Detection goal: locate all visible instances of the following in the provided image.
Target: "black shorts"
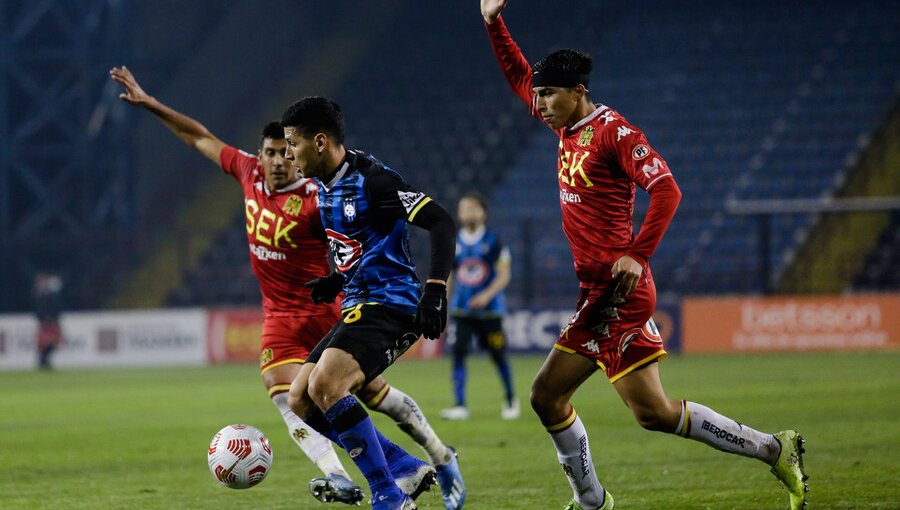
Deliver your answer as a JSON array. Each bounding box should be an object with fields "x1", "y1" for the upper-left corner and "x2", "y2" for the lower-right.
[
  {"x1": 307, "y1": 303, "x2": 421, "y2": 384},
  {"x1": 452, "y1": 315, "x2": 506, "y2": 357}
]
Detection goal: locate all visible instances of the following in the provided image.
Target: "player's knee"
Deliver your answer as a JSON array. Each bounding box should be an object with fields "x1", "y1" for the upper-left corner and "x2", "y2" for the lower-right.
[
  {"x1": 631, "y1": 405, "x2": 677, "y2": 432},
  {"x1": 287, "y1": 389, "x2": 312, "y2": 418},
  {"x1": 529, "y1": 381, "x2": 561, "y2": 420}
]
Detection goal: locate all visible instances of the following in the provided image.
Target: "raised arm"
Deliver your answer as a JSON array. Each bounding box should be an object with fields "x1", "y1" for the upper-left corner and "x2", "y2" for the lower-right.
[
  {"x1": 109, "y1": 66, "x2": 226, "y2": 165},
  {"x1": 481, "y1": 1, "x2": 540, "y2": 115}
]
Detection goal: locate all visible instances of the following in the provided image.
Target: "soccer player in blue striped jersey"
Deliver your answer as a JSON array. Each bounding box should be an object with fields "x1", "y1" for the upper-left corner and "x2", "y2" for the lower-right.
[
  {"x1": 281, "y1": 97, "x2": 466, "y2": 510},
  {"x1": 441, "y1": 192, "x2": 518, "y2": 421}
]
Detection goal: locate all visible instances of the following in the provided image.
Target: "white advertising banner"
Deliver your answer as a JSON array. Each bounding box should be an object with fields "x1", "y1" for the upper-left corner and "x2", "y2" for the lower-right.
[
  {"x1": 0, "y1": 309, "x2": 208, "y2": 370},
  {"x1": 0, "y1": 314, "x2": 40, "y2": 370}
]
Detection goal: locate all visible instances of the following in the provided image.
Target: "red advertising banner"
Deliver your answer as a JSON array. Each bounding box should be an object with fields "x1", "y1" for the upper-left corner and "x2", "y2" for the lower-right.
[
  {"x1": 682, "y1": 294, "x2": 900, "y2": 353},
  {"x1": 207, "y1": 308, "x2": 264, "y2": 363}
]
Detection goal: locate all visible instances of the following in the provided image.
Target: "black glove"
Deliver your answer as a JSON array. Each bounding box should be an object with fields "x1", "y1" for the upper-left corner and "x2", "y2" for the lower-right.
[
  {"x1": 304, "y1": 272, "x2": 344, "y2": 304},
  {"x1": 416, "y1": 282, "x2": 447, "y2": 340}
]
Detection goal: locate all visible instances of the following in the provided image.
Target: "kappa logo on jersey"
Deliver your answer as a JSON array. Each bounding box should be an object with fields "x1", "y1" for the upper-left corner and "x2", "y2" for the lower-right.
[
  {"x1": 600, "y1": 110, "x2": 617, "y2": 125},
  {"x1": 577, "y1": 126, "x2": 594, "y2": 147},
  {"x1": 641, "y1": 157, "x2": 666, "y2": 179},
  {"x1": 582, "y1": 339, "x2": 601, "y2": 353},
  {"x1": 282, "y1": 195, "x2": 303, "y2": 216},
  {"x1": 398, "y1": 190, "x2": 426, "y2": 214},
  {"x1": 325, "y1": 228, "x2": 362, "y2": 272},
  {"x1": 616, "y1": 126, "x2": 635, "y2": 141},
  {"x1": 632, "y1": 144, "x2": 650, "y2": 160},
  {"x1": 343, "y1": 199, "x2": 357, "y2": 222},
  {"x1": 305, "y1": 182, "x2": 318, "y2": 194}
]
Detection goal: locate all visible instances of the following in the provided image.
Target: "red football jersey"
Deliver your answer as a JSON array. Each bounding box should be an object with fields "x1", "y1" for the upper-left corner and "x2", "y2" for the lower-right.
[
  {"x1": 220, "y1": 146, "x2": 338, "y2": 317},
  {"x1": 487, "y1": 17, "x2": 680, "y2": 287}
]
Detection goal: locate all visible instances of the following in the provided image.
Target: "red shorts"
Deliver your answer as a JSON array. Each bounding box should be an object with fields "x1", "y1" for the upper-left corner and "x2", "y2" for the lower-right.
[
  {"x1": 554, "y1": 276, "x2": 666, "y2": 382},
  {"x1": 259, "y1": 312, "x2": 337, "y2": 375}
]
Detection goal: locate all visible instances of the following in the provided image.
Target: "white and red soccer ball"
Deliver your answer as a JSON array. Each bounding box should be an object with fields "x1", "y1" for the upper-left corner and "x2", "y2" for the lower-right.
[{"x1": 207, "y1": 424, "x2": 273, "y2": 489}]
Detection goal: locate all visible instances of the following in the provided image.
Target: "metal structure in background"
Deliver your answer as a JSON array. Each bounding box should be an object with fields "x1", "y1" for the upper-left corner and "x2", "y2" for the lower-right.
[
  {"x1": 0, "y1": 0, "x2": 132, "y2": 311},
  {"x1": 727, "y1": 197, "x2": 900, "y2": 293}
]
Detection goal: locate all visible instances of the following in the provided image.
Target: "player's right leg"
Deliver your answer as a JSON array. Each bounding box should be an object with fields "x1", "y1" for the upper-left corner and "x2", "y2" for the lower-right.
[
  {"x1": 264, "y1": 362, "x2": 363, "y2": 505},
  {"x1": 531, "y1": 348, "x2": 611, "y2": 510},
  {"x1": 263, "y1": 316, "x2": 364, "y2": 505}
]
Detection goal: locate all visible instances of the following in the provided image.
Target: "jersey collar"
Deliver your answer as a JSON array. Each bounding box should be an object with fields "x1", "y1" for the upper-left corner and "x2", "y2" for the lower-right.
[
  {"x1": 459, "y1": 225, "x2": 486, "y2": 245},
  {"x1": 567, "y1": 104, "x2": 608, "y2": 133},
  {"x1": 265, "y1": 175, "x2": 306, "y2": 196},
  {"x1": 321, "y1": 160, "x2": 350, "y2": 192}
]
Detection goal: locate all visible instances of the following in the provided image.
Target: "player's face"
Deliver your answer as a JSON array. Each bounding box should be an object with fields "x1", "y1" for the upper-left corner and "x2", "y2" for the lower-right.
[
  {"x1": 283, "y1": 126, "x2": 323, "y2": 179},
  {"x1": 457, "y1": 197, "x2": 486, "y2": 230},
  {"x1": 258, "y1": 138, "x2": 297, "y2": 190},
  {"x1": 534, "y1": 86, "x2": 581, "y2": 130}
]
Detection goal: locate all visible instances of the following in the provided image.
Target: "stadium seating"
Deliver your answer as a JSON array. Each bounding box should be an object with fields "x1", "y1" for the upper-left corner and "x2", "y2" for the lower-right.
[{"x1": 167, "y1": 0, "x2": 900, "y2": 308}]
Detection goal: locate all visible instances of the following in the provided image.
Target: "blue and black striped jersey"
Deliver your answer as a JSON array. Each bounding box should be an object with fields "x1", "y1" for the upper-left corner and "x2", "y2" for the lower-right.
[
  {"x1": 318, "y1": 151, "x2": 433, "y2": 315},
  {"x1": 450, "y1": 227, "x2": 509, "y2": 317}
]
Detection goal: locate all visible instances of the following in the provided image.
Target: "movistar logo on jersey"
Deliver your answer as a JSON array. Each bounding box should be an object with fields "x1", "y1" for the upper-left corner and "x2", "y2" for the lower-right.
[{"x1": 398, "y1": 190, "x2": 426, "y2": 214}]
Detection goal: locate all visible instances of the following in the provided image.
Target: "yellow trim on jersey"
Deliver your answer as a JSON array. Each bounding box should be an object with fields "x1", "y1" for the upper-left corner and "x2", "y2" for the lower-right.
[
  {"x1": 341, "y1": 302, "x2": 380, "y2": 313},
  {"x1": 407, "y1": 196, "x2": 433, "y2": 222},
  {"x1": 267, "y1": 384, "x2": 292, "y2": 397},
  {"x1": 364, "y1": 384, "x2": 392, "y2": 409},
  {"x1": 553, "y1": 343, "x2": 607, "y2": 371},
  {"x1": 608, "y1": 350, "x2": 668, "y2": 383},
  {"x1": 260, "y1": 358, "x2": 305, "y2": 375},
  {"x1": 546, "y1": 409, "x2": 578, "y2": 433}
]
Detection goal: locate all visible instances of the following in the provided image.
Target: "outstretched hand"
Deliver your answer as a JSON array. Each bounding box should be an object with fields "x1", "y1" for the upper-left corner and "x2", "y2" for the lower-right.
[
  {"x1": 109, "y1": 66, "x2": 151, "y2": 106},
  {"x1": 480, "y1": 0, "x2": 509, "y2": 23}
]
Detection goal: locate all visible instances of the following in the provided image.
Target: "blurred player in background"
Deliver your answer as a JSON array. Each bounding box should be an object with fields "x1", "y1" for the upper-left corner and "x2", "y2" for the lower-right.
[
  {"x1": 479, "y1": 1, "x2": 808, "y2": 509},
  {"x1": 281, "y1": 96, "x2": 465, "y2": 510},
  {"x1": 33, "y1": 271, "x2": 64, "y2": 370},
  {"x1": 441, "y1": 192, "x2": 518, "y2": 421},
  {"x1": 110, "y1": 67, "x2": 461, "y2": 507}
]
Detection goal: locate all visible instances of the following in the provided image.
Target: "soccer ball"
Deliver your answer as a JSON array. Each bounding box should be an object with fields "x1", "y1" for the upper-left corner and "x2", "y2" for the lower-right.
[{"x1": 207, "y1": 424, "x2": 273, "y2": 489}]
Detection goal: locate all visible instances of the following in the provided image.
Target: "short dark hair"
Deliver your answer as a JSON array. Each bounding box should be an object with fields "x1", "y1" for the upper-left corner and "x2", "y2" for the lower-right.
[
  {"x1": 259, "y1": 120, "x2": 284, "y2": 147},
  {"x1": 460, "y1": 191, "x2": 488, "y2": 214},
  {"x1": 280, "y1": 96, "x2": 345, "y2": 144},
  {"x1": 533, "y1": 49, "x2": 593, "y2": 88}
]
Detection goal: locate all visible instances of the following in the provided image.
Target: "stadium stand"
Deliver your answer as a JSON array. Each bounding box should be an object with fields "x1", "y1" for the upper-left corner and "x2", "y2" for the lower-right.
[{"x1": 143, "y1": 1, "x2": 900, "y2": 308}]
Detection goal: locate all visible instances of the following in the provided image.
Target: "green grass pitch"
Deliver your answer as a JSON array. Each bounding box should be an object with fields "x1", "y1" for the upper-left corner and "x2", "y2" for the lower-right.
[{"x1": 1, "y1": 351, "x2": 898, "y2": 509}]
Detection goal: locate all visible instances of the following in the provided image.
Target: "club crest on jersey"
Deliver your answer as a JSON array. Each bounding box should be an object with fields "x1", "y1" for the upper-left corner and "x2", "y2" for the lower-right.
[
  {"x1": 342, "y1": 199, "x2": 357, "y2": 222},
  {"x1": 282, "y1": 195, "x2": 303, "y2": 216},
  {"x1": 577, "y1": 126, "x2": 594, "y2": 147},
  {"x1": 632, "y1": 144, "x2": 650, "y2": 160}
]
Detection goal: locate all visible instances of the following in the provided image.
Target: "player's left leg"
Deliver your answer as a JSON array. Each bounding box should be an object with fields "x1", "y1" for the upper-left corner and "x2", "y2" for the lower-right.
[
  {"x1": 361, "y1": 377, "x2": 453, "y2": 465},
  {"x1": 477, "y1": 318, "x2": 518, "y2": 419},
  {"x1": 361, "y1": 377, "x2": 465, "y2": 509},
  {"x1": 613, "y1": 362, "x2": 807, "y2": 508}
]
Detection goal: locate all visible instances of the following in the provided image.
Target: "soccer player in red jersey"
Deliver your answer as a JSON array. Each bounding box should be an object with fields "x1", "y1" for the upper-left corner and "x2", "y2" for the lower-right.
[
  {"x1": 111, "y1": 66, "x2": 457, "y2": 506},
  {"x1": 480, "y1": 2, "x2": 808, "y2": 509}
]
